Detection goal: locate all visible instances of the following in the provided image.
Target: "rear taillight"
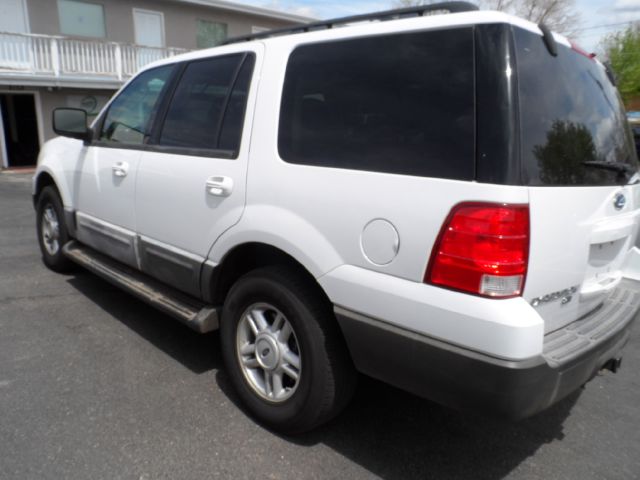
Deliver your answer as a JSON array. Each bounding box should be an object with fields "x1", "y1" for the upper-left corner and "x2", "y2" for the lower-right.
[{"x1": 425, "y1": 203, "x2": 529, "y2": 298}]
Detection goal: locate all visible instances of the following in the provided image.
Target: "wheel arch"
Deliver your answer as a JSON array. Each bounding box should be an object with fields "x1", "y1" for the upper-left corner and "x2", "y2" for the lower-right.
[
  {"x1": 204, "y1": 205, "x2": 344, "y2": 305},
  {"x1": 33, "y1": 166, "x2": 72, "y2": 207},
  {"x1": 33, "y1": 167, "x2": 76, "y2": 237},
  {"x1": 205, "y1": 241, "x2": 335, "y2": 307},
  {"x1": 32, "y1": 136, "x2": 84, "y2": 210},
  {"x1": 33, "y1": 170, "x2": 57, "y2": 204}
]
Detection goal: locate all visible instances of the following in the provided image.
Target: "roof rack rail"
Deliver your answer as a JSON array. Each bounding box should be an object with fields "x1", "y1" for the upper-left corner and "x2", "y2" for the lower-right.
[{"x1": 222, "y1": 1, "x2": 479, "y2": 45}]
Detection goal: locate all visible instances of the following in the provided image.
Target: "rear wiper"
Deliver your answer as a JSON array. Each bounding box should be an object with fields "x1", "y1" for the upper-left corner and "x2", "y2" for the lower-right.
[{"x1": 582, "y1": 161, "x2": 637, "y2": 176}]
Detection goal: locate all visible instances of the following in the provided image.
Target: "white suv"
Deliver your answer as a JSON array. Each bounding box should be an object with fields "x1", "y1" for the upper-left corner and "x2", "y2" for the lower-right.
[{"x1": 33, "y1": 2, "x2": 640, "y2": 433}]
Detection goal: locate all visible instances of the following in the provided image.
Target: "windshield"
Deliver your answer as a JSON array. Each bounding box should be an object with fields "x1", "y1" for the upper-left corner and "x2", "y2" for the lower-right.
[{"x1": 515, "y1": 27, "x2": 639, "y2": 186}]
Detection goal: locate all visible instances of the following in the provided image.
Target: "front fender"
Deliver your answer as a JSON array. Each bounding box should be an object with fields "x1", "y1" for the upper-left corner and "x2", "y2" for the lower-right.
[{"x1": 33, "y1": 136, "x2": 85, "y2": 208}]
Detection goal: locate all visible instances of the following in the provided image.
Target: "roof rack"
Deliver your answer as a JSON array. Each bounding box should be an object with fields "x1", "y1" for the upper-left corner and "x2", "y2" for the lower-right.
[{"x1": 222, "y1": 1, "x2": 479, "y2": 45}]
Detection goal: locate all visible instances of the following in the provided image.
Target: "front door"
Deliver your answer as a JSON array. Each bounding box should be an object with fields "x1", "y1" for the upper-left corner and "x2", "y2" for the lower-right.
[
  {"x1": 75, "y1": 64, "x2": 175, "y2": 267},
  {"x1": 135, "y1": 49, "x2": 260, "y2": 297}
]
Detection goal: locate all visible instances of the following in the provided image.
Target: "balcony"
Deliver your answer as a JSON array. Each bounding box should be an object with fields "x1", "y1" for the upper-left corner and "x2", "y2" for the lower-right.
[{"x1": 0, "y1": 31, "x2": 189, "y2": 89}]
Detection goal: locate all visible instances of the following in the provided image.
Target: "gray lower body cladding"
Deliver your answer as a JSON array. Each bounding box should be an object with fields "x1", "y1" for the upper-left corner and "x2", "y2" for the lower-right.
[{"x1": 335, "y1": 279, "x2": 640, "y2": 420}]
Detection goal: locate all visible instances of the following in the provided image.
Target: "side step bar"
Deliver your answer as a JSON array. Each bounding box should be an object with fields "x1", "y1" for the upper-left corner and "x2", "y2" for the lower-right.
[{"x1": 63, "y1": 241, "x2": 219, "y2": 333}]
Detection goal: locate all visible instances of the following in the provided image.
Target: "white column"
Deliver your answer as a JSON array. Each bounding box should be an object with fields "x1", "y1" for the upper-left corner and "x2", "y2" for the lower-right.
[
  {"x1": 50, "y1": 37, "x2": 60, "y2": 77},
  {"x1": 0, "y1": 100, "x2": 8, "y2": 169},
  {"x1": 114, "y1": 43, "x2": 122, "y2": 81}
]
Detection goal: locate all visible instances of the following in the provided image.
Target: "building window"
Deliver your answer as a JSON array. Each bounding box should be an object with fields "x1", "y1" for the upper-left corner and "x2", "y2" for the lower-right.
[
  {"x1": 196, "y1": 19, "x2": 227, "y2": 48},
  {"x1": 251, "y1": 26, "x2": 269, "y2": 34},
  {"x1": 58, "y1": 0, "x2": 106, "y2": 38},
  {"x1": 133, "y1": 9, "x2": 165, "y2": 47}
]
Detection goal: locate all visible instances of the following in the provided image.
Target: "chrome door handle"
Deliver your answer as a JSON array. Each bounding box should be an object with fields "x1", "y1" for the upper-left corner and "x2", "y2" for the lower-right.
[
  {"x1": 206, "y1": 176, "x2": 234, "y2": 197},
  {"x1": 112, "y1": 161, "x2": 129, "y2": 177}
]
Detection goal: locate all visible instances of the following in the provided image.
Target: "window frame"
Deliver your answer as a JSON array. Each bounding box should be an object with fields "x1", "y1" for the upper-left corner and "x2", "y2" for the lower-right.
[
  {"x1": 92, "y1": 64, "x2": 180, "y2": 151},
  {"x1": 276, "y1": 28, "x2": 477, "y2": 180},
  {"x1": 196, "y1": 19, "x2": 228, "y2": 49},
  {"x1": 57, "y1": 0, "x2": 107, "y2": 39},
  {"x1": 92, "y1": 52, "x2": 256, "y2": 158},
  {"x1": 144, "y1": 52, "x2": 256, "y2": 160},
  {"x1": 132, "y1": 8, "x2": 166, "y2": 48}
]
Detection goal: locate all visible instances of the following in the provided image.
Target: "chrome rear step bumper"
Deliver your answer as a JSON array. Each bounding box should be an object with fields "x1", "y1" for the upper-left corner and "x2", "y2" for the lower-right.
[{"x1": 543, "y1": 279, "x2": 640, "y2": 367}]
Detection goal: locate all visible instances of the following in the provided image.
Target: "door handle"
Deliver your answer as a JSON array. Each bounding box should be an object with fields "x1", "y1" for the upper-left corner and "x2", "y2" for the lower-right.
[
  {"x1": 206, "y1": 176, "x2": 234, "y2": 197},
  {"x1": 112, "y1": 161, "x2": 129, "y2": 177}
]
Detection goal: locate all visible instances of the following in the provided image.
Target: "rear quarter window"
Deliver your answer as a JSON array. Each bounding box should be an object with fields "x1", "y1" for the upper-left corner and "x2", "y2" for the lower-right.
[{"x1": 278, "y1": 28, "x2": 475, "y2": 179}]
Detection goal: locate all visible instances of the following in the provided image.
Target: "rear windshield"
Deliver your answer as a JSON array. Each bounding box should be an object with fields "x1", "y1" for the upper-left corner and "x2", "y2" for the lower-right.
[{"x1": 515, "y1": 28, "x2": 638, "y2": 186}]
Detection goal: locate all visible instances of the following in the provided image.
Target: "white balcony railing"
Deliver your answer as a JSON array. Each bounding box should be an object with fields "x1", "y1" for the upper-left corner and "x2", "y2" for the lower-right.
[{"x1": 0, "y1": 31, "x2": 189, "y2": 84}]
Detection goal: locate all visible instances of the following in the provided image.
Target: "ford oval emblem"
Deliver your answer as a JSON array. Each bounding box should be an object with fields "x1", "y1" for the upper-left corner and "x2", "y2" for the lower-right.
[{"x1": 614, "y1": 193, "x2": 626, "y2": 210}]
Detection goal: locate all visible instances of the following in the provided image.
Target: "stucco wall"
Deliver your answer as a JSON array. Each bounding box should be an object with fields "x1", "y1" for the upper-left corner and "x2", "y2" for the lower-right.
[
  {"x1": 26, "y1": 0, "x2": 297, "y2": 48},
  {"x1": 38, "y1": 87, "x2": 116, "y2": 141}
]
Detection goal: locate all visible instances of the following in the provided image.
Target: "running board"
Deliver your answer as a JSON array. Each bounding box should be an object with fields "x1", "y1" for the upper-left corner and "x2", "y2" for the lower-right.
[{"x1": 63, "y1": 241, "x2": 219, "y2": 333}]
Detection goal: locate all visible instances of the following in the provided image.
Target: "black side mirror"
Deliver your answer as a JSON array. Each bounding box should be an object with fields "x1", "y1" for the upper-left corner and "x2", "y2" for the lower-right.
[{"x1": 52, "y1": 108, "x2": 91, "y2": 142}]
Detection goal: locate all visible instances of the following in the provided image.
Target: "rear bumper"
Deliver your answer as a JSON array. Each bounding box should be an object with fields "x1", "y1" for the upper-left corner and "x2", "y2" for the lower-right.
[{"x1": 335, "y1": 279, "x2": 640, "y2": 420}]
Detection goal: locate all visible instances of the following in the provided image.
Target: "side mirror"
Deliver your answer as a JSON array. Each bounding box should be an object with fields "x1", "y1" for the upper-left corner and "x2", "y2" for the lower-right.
[{"x1": 52, "y1": 108, "x2": 91, "y2": 142}]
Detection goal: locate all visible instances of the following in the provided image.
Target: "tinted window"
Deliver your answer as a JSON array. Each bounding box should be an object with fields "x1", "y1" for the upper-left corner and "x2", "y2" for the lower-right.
[
  {"x1": 100, "y1": 65, "x2": 174, "y2": 145},
  {"x1": 515, "y1": 28, "x2": 638, "y2": 186},
  {"x1": 219, "y1": 55, "x2": 255, "y2": 151},
  {"x1": 278, "y1": 28, "x2": 475, "y2": 179},
  {"x1": 158, "y1": 54, "x2": 252, "y2": 152}
]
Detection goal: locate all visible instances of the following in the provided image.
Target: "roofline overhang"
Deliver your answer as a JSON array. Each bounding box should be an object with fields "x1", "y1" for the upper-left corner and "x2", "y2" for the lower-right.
[{"x1": 169, "y1": 0, "x2": 315, "y2": 24}]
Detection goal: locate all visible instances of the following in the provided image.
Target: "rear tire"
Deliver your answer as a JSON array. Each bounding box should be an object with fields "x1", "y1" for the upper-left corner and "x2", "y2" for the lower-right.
[
  {"x1": 36, "y1": 186, "x2": 73, "y2": 272},
  {"x1": 220, "y1": 266, "x2": 356, "y2": 434}
]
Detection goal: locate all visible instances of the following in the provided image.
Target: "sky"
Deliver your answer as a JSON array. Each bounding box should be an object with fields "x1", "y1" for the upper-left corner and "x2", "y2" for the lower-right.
[{"x1": 237, "y1": 0, "x2": 640, "y2": 54}]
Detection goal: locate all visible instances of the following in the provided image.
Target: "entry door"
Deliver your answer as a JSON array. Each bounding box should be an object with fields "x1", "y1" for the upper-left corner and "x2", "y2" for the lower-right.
[
  {"x1": 0, "y1": 94, "x2": 39, "y2": 167},
  {"x1": 135, "y1": 50, "x2": 260, "y2": 297},
  {"x1": 75, "y1": 64, "x2": 176, "y2": 268},
  {"x1": 133, "y1": 9, "x2": 164, "y2": 47},
  {"x1": 0, "y1": 0, "x2": 28, "y2": 33},
  {"x1": 0, "y1": 0, "x2": 30, "y2": 70}
]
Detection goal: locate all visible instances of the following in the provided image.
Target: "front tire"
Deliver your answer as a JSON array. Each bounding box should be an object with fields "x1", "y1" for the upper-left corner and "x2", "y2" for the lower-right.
[
  {"x1": 220, "y1": 266, "x2": 356, "y2": 434},
  {"x1": 36, "y1": 186, "x2": 73, "y2": 272}
]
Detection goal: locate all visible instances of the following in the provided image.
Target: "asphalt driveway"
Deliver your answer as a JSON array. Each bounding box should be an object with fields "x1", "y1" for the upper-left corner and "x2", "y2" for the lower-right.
[{"x1": 1, "y1": 171, "x2": 639, "y2": 479}]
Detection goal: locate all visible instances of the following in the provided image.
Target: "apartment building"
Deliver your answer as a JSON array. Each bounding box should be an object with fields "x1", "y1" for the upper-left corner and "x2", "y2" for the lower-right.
[{"x1": 0, "y1": 0, "x2": 309, "y2": 168}]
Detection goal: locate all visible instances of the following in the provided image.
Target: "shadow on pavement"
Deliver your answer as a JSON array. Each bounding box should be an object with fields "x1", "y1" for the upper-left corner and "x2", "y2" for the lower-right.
[
  {"x1": 66, "y1": 269, "x2": 579, "y2": 480},
  {"x1": 66, "y1": 272, "x2": 221, "y2": 374},
  {"x1": 215, "y1": 367, "x2": 578, "y2": 480},
  {"x1": 292, "y1": 377, "x2": 578, "y2": 480}
]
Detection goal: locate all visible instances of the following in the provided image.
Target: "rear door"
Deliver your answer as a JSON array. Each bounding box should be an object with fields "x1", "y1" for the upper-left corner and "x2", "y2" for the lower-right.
[
  {"x1": 514, "y1": 27, "x2": 640, "y2": 333},
  {"x1": 134, "y1": 47, "x2": 261, "y2": 297}
]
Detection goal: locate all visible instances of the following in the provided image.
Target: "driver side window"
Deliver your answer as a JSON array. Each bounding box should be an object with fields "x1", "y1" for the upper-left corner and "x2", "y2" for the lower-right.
[{"x1": 100, "y1": 65, "x2": 174, "y2": 145}]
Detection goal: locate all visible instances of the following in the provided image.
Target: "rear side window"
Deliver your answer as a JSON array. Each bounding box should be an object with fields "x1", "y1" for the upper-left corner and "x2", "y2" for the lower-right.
[
  {"x1": 219, "y1": 56, "x2": 255, "y2": 152},
  {"x1": 158, "y1": 53, "x2": 254, "y2": 154},
  {"x1": 515, "y1": 28, "x2": 638, "y2": 186},
  {"x1": 278, "y1": 28, "x2": 475, "y2": 179}
]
